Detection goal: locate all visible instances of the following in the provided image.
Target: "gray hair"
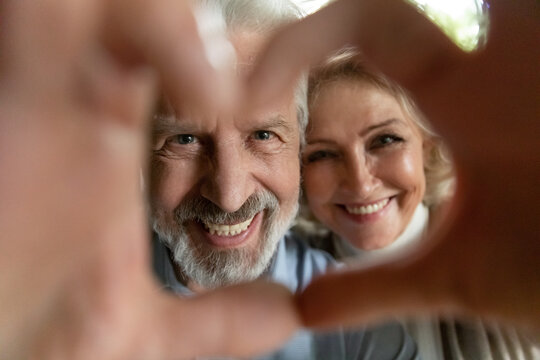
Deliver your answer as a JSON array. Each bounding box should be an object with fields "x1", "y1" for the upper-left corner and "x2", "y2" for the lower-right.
[{"x1": 195, "y1": 0, "x2": 309, "y2": 147}]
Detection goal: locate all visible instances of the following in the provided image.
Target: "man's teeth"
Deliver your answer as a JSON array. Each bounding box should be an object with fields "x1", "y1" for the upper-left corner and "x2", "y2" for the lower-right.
[
  {"x1": 203, "y1": 216, "x2": 254, "y2": 236},
  {"x1": 346, "y1": 198, "x2": 389, "y2": 215}
]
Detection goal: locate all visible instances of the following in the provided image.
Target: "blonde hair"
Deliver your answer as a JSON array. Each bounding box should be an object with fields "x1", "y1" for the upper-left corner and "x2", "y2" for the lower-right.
[{"x1": 307, "y1": 48, "x2": 454, "y2": 209}]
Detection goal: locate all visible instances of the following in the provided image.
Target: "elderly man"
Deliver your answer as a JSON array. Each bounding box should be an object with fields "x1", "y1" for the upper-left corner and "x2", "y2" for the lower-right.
[{"x1": 150, "y1": 0, "x2": 418, "y2": 358}]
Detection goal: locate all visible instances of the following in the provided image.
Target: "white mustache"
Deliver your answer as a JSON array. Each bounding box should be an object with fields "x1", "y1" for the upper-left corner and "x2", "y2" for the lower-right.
[{"x1": 173, "y1": 190, "x2": 279, "y2": 225}]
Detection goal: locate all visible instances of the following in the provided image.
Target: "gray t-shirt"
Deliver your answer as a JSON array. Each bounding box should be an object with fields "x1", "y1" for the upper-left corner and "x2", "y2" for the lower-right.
[{"x1": 152, "y1": 231, "x2": 420, "y2": 360}]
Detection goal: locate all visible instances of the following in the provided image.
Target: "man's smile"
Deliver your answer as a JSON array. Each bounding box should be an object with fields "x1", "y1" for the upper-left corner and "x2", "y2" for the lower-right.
[
  {"x1": 202, "y1": 215, "x2": 255, "y2": 236},
  {"x1": 189, "y1": 211, "x2": 264, "y2": 248}
]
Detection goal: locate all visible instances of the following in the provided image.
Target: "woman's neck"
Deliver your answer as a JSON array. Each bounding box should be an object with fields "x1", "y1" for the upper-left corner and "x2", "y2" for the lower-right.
[{"x1": 335, "y1": 203, "x2": 430, "y2": 264}]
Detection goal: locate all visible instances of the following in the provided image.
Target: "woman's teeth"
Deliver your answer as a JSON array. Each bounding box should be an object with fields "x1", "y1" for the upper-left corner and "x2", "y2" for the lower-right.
[
  {"x1": 202, "y1": 216, "x2": 254, "y2": 236},
  {"x1": 346, "y1": 198, "x2": 389, "y2": 215}
]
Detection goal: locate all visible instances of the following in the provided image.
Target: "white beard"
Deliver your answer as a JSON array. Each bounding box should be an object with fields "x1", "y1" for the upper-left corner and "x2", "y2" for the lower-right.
[{"x1": 152, "y1": 190, "x2": 298, "y2": 289}]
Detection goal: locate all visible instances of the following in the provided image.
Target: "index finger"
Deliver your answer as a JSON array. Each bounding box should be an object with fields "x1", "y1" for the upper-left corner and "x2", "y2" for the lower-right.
[
  {"x1": 153, "y1": 281, "x2": 300, "y2": 358},
  {"x1": 245, "y1": 0, "x2": 465, "y2": 109},
  {"x1": 104, "y1": 0, "x2": 238, "y2": 116}
]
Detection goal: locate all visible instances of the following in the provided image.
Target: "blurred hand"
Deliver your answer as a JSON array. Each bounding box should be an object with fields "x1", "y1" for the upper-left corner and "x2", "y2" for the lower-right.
[
  {"x1": 248, "y1": 0, "x2": 540, "y2": 331},
  {"x1": 0, "y1": 0, "x2": 298, "y2": 358}
]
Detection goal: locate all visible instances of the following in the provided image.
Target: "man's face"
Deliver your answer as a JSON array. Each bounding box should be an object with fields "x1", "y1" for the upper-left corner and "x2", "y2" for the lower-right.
[{"x1": 150, "y1": 31, "x2": 301, "y2": 290}]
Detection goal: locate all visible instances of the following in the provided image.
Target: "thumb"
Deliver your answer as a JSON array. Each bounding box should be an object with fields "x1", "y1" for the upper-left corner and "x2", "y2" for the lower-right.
[
  {"x1": 245, "y1": 0, "x2": 462, "y2": 112},
  {"x1": 156, "y1": 281, "x2": 301, "y2": 359},
  {"x1": 296, "y1": 256, "x2": 448, "y2": 330}
]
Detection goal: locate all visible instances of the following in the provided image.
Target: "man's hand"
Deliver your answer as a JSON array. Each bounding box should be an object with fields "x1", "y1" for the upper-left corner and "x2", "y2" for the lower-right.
[
  {"x1": 248, "y1": 0, "x2": 540, "y2": 331},
  {"x1": 0, "y1": 0, "x2": 298, "y2": 358}
]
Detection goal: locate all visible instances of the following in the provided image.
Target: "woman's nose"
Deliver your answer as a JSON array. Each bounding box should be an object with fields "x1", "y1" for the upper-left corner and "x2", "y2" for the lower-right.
[{"x1": 341, "y1": 153, "x2": 380, "y2": 199}]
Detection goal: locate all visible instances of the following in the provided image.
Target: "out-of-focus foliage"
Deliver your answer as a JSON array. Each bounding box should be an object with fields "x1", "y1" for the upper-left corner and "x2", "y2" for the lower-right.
[
  {"x1": 295, "y1": 0, "x2": 333, "y2": 14},
  {"x1": 294, "y1": 0, "x2": 488, "y2": 52},
  {"x1": 407, "y1": 0, "x2": 488, "y2": 51}
]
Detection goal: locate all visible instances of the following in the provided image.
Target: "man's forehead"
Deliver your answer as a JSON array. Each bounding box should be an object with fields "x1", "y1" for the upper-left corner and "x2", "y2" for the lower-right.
[
  {"x1": 154, "y1": 110, "x2": 297, "y2": 133},
  {"x1": 154, "y1": 30, "x2": 297, "y2": 133}
]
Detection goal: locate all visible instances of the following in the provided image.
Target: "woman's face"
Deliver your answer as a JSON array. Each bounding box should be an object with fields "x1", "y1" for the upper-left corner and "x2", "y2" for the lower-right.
[{"x1": 303, "y1": 79, "x2": 427, "y2": 250}]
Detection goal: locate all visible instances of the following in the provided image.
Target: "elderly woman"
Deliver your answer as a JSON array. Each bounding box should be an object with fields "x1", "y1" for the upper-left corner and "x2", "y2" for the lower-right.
[
  {"x1": 300, "y1": 49, "x2": 453, "y2": 261},
  {"x1": 296, "y1": 49, "x2": 536, "y2": 360}
]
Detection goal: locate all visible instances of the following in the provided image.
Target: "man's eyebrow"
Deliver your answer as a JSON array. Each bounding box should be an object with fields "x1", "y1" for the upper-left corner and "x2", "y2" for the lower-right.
[
  {"x1": 252, "y1": 115, "x2": 295, "y2": 133},
  {"x1": 152, "y1": 115, "x2": 194, "y2": 137}
]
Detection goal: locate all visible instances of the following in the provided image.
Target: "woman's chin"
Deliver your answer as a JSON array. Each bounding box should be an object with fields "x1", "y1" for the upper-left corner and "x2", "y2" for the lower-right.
[{"x1": 347, "y1": 234, "x2": 396, "y2": 251}]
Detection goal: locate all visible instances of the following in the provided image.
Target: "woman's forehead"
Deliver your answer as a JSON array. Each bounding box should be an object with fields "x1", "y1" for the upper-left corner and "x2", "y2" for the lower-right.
[{"x1": 308, "y1": 80, "x2": 424, "y2": 138}]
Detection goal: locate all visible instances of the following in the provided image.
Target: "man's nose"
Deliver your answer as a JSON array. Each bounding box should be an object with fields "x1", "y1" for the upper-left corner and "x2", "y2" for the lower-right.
[
  {"x1": 341, "y1": 152, "x2": 380, "y2": 199},
  {"x1": 200, "y1": 143, "x2": 255, "y2": 213}
]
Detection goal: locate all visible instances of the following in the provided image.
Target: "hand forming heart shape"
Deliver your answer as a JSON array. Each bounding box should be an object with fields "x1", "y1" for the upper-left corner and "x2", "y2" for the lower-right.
[{"x1": 0, "y1": 0, "x2": 538, "y2": 359}]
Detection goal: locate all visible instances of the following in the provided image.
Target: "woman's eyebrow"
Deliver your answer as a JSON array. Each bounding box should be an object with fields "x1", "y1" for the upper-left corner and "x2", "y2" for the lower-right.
[
  {"x1": 307, "y1": 118, "x2": 406, "y2": 145},
  {"x1": 306, "y1": 138, "x2": 337, "y2": 146},
  {"x1": 362, "y1": 118, "x2": 404, "y2": 135}
]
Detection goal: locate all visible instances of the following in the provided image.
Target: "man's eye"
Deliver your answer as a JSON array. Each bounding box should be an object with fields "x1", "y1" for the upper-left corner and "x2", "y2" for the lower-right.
[
  {"x1": 253, "y1": 130, "x2": 274, "y2": 141},
  {"x1": 306, "y1": 150, "x2": 336, "y2": 163},
  {"x1": 173, "y1": 134, "x2": 197, "y2": 145}
]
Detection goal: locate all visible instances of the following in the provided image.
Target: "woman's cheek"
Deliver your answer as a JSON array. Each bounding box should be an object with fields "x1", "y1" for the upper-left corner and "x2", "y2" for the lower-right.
[{"x1": 304, "y1": 165, "x2": 334, "y2": 204}]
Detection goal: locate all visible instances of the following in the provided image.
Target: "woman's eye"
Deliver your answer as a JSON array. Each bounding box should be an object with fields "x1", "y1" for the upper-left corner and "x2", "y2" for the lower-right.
[
  {"x1": 173, "y1": 134, "x2": 197, "y2": 145},
  {"x1": 253, "y1": 130, "x2": 274, "y2": 141},
  {"x1": 371, "y1": 134, "x2": 403, "y2": 149},
  {"x1": 306, "y1": 150, "x2": 335, "y2": 163}
]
